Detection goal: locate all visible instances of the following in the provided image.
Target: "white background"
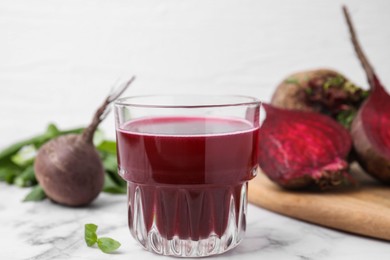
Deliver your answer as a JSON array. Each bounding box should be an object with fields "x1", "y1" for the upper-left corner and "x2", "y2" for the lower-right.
[
  {"x1": 1, "y1": 1, "x2": 390, "y2": 259},
  {"x1": 1, "y1": 0, "x2": 390, "y2": 145}
]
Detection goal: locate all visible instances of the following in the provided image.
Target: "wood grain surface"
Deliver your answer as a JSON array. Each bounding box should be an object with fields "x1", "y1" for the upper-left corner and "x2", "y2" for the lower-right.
[{"x1": 248, "y1": 164, "x2": 390, "y2": 241}]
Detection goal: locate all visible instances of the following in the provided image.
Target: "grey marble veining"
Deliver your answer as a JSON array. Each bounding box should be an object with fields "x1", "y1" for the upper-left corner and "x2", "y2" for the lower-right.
[{"x1": 1, "y1": 182, "x2": 389, "y2": 260}]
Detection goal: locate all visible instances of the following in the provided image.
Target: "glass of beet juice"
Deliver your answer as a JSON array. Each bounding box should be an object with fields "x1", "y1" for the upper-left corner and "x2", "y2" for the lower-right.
[{"x1": 114, "y1": 95, "x2": 260, "y2": 257}]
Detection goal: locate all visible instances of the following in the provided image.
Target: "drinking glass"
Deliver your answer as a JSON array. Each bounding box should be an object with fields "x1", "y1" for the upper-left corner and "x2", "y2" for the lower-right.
[{"x1": 114, "y1": 95, "x2": 260, "y2": 257}]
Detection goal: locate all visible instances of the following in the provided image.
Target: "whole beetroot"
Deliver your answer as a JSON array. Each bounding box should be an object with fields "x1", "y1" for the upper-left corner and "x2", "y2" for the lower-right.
[
  {"x1": 343, "y1": 7, "x2": 390, "y2": 183},
  {"x1": 351, "y1": 81, "x2": 390, "y2": 183},
  {"x1": 271, "y1": 69, "x2": 368, "y2": 128},
  {"x1": 35, "y1": 77, "x2": 135, "y2": 206},
  {"x1": 35, "y1": 135, "x2": 104, "y2": 206}
]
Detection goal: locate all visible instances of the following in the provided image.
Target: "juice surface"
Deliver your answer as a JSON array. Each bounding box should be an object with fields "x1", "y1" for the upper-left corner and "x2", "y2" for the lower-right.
[{"x1": 117, "y1": 116, "x2": 259, "y2": 185}]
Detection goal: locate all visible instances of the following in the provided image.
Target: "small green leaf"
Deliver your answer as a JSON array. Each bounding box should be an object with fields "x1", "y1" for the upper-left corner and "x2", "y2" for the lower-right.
[
  {"x1": 97, "y1": 140, "x2": 117, "y2": 154},
  {"x1": 0, "y1": 161, "x2": 22, "y2": 184},
  {"x1": 23, "y1": 185, "x2": 46, "y2": 202},
  {"x1": 102, "y1": 153, "x2": 118, "y2": 174},
  {"x1": 11, "y1": 145, "x2": 36, "y2": 167},
  {"x1": 323, "y1": 76, "x2": 345, "y2": 90},
  {"x1": 93, "y1": 129, "x2": 105, "y2": 147},
  {"x1": 103, "y1": 174, "x2": 126, "y2": 194},
  {"x1": 0, "y1": 167, "x2": 18, "y2": 184},
  {"x1": 44, "y1": 123, "x2": 60, "y2": 138},
  {"x1": 285, "y1": 77, "x2": 300, "y2": 85},
  {"x1": 97, "y1": 237, "x2": 121, "y2": 253},
  {"x1": 85, "y1": 224, "x2": 98, "y2": 247},
  {"x1": 101, "y1": 152, "x2": 127, "y2": 190},
  {"x1": 336, "y1": 109, "x2": 357, "y2": 129},
  {"x1": 14, "y1": 165, "x2": 37, "y2": 187}
]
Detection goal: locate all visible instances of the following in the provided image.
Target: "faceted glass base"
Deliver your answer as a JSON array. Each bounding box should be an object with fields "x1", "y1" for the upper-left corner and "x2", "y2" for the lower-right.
[
  {"x1": 143, "y1": 228, "x2": 242, "y2": 257},
  {"x1": 127, "y1": 182, "x2": 248, "y2": 257}
]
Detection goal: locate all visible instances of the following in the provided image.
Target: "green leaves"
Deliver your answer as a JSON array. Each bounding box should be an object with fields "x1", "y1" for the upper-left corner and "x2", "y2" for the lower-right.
[
  {"x1": 84, "y1": 223, "x2": 121, "y2": 254},
  {"x1": 103, "y1": 174, "x2": 127, "y2": 194},
  {"x1": 98, "y1": 142, "x2": 127, "y2": 195},
  {"x1": 323, "y1": 75, "x2": 345, "y2": 90},
  {"x1": 0, "y1": 123, "x2": 126, "y2": 201},
  {"x1": 85, "y1": 223, "x2": 98, "y2": 246},
  {"x1": 14, "y1": 165, "x2": 37, "y2": 187},
  {"x1": 0, "y1": 124, "x2": 83, "y2": 162},
  {"x1": 97, "y1": 238, "x2": 121, "y2": 253},
  {"x1": 0, "y1": 162, "x2": 22, "y2": 184},
  {"x1": 284, "y1": 77, "x2": 300, "y2": 85},
  {"x1": 337, "y1": 109, "x2": 357, "y2": 129},
  {"x1": 23, "y1": 185, "x2": 46, "y2": 202},
  {"x1": 97, "y1": 140, "x2": 117, "y2": 154},
  {"x1": 11, "y1": 145, "x2": 36, "y2": 167}
]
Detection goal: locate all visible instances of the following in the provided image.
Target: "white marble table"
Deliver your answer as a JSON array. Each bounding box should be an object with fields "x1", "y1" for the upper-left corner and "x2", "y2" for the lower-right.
[
  {"x1": 0, "y1": 183, "x2": 389, "y2": 260},
  {"x1": 1, "y1": 0, "x2": 390, "y2": 259}
]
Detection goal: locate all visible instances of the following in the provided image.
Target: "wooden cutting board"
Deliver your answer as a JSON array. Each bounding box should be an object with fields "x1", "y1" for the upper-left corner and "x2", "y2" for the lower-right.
[{"x1": 248, "y1": 164, "x2": 390, "y2": 241}]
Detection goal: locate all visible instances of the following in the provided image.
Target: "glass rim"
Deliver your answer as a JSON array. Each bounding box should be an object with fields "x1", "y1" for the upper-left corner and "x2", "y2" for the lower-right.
[{"x1": 114, "y1": 94, "x2": 261, "y2": 108}]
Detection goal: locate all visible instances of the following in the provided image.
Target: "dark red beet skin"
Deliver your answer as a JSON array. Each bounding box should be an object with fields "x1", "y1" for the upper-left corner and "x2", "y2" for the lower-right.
[
  {"x1": 351, "y1": 77, "x2": 390, "y2": 182},
  {"x1": 343, "y1": 7, "x2": 390, "y2": 183},
  {"x1": 258, "y1": 104, "x2": 352, "y2": 189}
]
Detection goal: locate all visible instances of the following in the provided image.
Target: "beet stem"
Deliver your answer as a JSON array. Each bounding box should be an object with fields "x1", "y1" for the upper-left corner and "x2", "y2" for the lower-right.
[
  {"x1": 108, "y1": 76, "x2": 136, "y2": 103},
  {"x1": 342, "y1": 6, "x2": 376, "y2": 89},
  {"x1": 82, "y1": 76, "x2": 136, "y2": 144}
]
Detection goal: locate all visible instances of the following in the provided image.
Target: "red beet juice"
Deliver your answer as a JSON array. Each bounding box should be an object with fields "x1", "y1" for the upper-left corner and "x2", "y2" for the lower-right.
[{"x1": 116, "y1": 116, "x2": 259, "y2": 242}]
